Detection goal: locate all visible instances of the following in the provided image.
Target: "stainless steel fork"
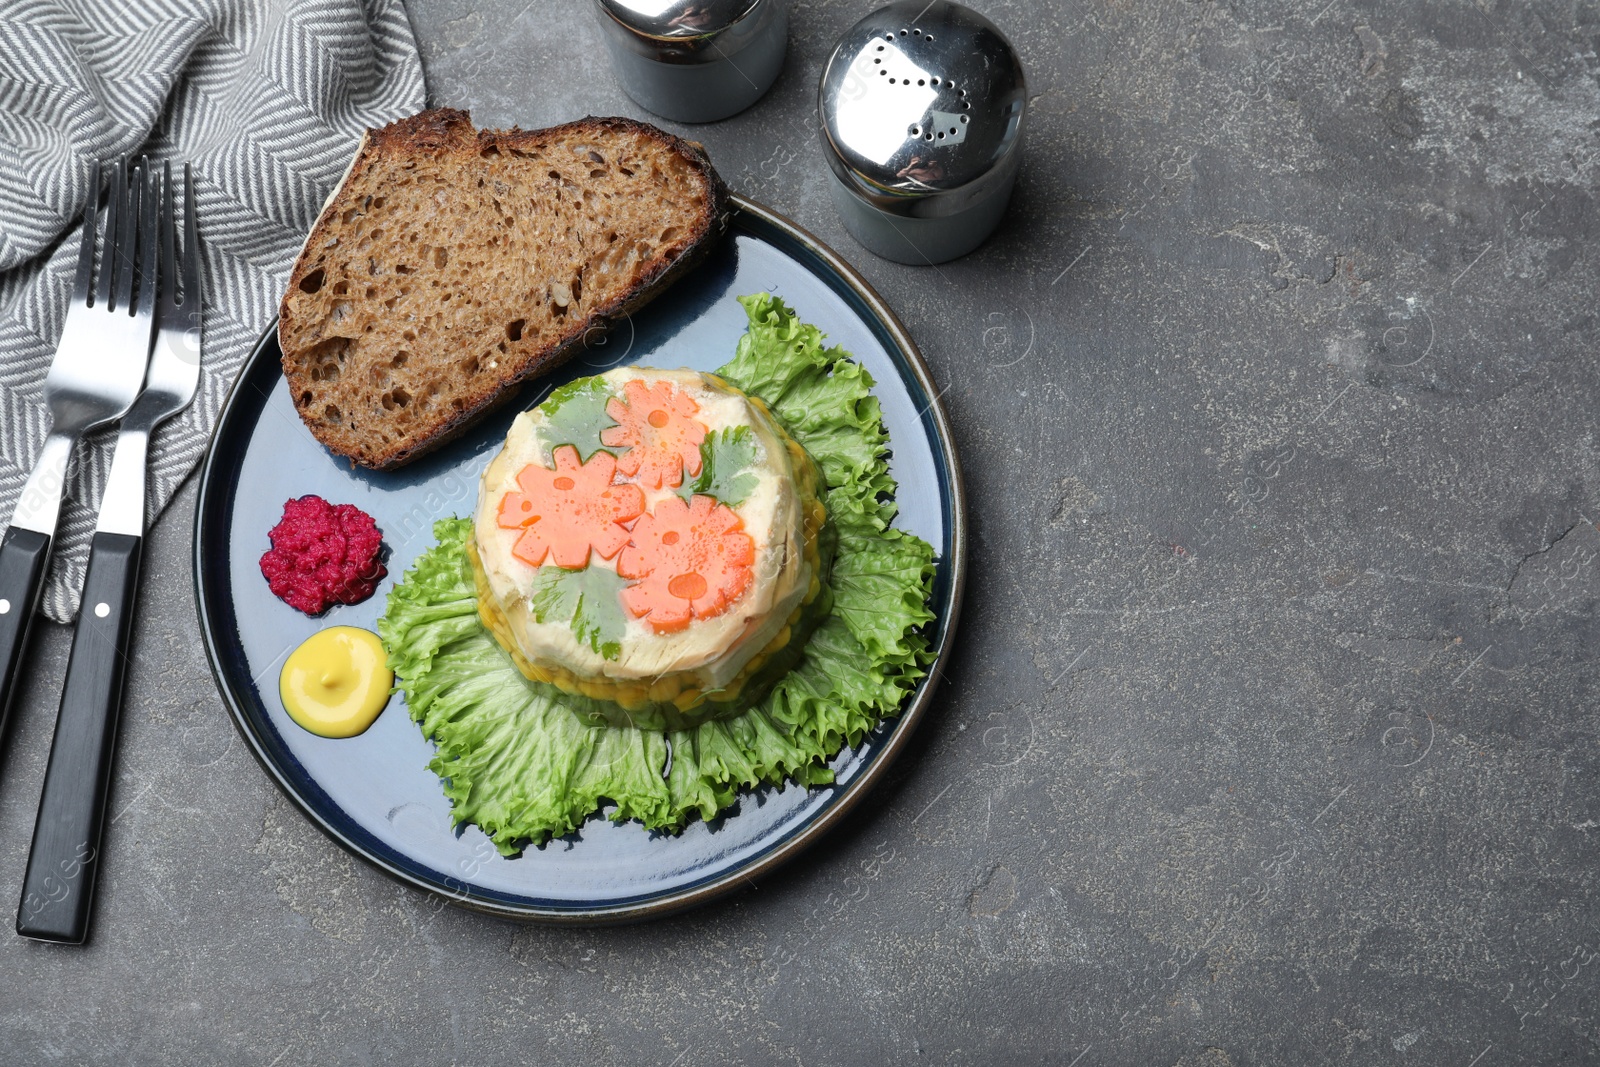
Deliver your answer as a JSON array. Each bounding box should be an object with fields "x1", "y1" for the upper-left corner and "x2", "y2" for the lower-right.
[
  {"x1": 19, "y1": 163, "x2": 202, "y2": 944},
  {"x1": 0, "y1": 159, "x2": 158, "y2": 751}
]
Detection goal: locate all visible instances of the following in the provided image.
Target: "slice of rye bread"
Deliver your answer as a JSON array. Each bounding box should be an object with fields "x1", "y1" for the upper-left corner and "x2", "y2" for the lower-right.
[{"x1": 278, "y1": 108, "x2": 729, "y2": 470}]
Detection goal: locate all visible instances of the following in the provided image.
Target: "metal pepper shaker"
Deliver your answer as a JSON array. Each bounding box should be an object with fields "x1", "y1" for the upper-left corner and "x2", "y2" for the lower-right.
[
  {"x1": 595, "y1": 0, "x2": 790, "y2": 124},
  {"x1": 818, "y1": 1, "x2": 1026, "y2": 264}
]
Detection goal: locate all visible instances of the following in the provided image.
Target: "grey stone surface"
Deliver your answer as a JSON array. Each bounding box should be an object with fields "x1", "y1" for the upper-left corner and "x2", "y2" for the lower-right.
[{"x1": 3, "y1": 0, "x2": 1599, "y2": 1062}]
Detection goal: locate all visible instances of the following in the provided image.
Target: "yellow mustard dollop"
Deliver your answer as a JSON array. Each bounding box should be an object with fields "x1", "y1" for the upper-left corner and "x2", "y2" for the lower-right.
[{"x1": 279, "y1": 626, "x2": 393, "y2": 738}]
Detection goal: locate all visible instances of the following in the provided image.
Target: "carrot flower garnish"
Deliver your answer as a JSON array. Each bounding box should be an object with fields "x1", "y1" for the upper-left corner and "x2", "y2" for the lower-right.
[
  {"x1": 617, "y1": 494, "x2": 755, "y2": 633},
  {"x1": 600, "y1": 378, "x2": 707, "y2": 490},
  {"x1": 497, "y1": 446, "x2": 645, "y2": 569}
]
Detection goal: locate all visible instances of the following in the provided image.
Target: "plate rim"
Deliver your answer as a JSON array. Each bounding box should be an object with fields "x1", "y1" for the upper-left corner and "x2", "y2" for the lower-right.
[{"x1": 192, "y1": 193, "x2": 967, "y2": 924}]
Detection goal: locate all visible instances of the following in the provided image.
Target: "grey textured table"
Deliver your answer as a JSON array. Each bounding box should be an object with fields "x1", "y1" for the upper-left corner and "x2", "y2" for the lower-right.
[{"x1": 3, "y1": 1, "x2": 1598, "y2": 1063}]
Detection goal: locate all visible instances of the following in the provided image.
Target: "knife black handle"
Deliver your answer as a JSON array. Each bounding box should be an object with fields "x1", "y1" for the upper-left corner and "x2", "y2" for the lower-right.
[
  {"x1": 17, "y1": 530, "x2": 142, "y2": 944},
  {"x1": 0, "y1": 525, "x2": 52, "y2": 752}
]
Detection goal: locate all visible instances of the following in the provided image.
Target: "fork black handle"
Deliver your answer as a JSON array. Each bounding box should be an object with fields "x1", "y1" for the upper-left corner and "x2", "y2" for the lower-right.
[
  {"x1": 17, "y1": 530, "x2": 141, "y2": 944},
  {"x1": 0, "y1": 526, "x2": 52, "y2": 751}
]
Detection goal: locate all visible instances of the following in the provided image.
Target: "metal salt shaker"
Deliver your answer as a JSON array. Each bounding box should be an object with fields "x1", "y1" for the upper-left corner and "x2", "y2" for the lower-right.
[
  {"x1": 595, "y1": 0, "x2": 789, "y2": 124},
  {"x1": 818, "y1": 1, "x2": 1027, "y2": 264}
]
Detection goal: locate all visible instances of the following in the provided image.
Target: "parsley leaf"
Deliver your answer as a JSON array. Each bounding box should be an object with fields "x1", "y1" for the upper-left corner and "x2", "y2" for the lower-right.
[
  {"x1": 678, "y1": 426, "x2": 762, "y2": 506},
  {"x1": 536, "y1": 377, "x2": 617, "y2": 462},
  {"x1": 528, "y1": 566, "x2": 631, "y2": 660}
]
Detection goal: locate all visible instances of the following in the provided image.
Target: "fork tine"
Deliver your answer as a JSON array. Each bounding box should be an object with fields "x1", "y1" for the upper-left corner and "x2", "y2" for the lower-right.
[
  {"x1": 159, "y1": 162, "x2": 175, "y2": 310},
  {"x1": 109, "y1": 160, "x2": 137, "y2": 315},
  {"x1": 180, "y1": 163, "x2": 199, "y2": 313},
  {"x1": 71, "y1": 161, "x2": 100, "y2": 305},
  {"x1": 136, "y1": 157, "x2": 161, "y2": 319},
  {"x1": 95, "y1": 159, "x2": 121, "y2": 311},
  {"x1": 111, "y1": 159, "x2": 140, "y2": 315}
]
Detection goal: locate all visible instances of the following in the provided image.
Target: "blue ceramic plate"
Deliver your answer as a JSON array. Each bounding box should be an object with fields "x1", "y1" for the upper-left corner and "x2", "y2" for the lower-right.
[{"x1": 193, "y1": 197, "x2": 965, "y2": 923}]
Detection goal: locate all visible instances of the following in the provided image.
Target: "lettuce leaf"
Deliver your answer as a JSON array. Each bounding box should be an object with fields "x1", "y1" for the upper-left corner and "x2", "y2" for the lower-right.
[{"x1": 380, "y1": 294, "x2": 937, "y2": 853}]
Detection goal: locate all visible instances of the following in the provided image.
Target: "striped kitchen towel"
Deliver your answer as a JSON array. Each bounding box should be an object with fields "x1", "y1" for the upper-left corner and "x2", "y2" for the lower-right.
[{"x1": 0, "y1": 0, "x2": 425, "y2": 622}]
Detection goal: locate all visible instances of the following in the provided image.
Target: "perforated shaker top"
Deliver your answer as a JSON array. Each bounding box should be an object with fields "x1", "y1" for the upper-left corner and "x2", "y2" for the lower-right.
[
  {"x1": 819, "y1": 1, "x2": 1026, "y2": 198},
  {"x1": 599, "y1": 0, "x2": 764, "y2": 40}
]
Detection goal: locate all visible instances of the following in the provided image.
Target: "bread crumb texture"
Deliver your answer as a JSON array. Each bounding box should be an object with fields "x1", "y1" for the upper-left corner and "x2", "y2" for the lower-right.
[{"x1": 278, "y1": 108, "x2": 726, "y2": 469}]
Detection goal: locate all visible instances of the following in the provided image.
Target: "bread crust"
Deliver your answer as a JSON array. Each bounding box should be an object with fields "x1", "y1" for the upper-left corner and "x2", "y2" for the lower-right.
[{"x1": 278, "y1": 108, "x2": 730, "y2": 470}]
